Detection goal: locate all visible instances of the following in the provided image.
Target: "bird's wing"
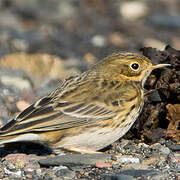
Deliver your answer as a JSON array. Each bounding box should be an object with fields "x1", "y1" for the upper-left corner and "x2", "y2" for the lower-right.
[{"x1": 0, "y1": 76, "x2": 121, "y2": 136}]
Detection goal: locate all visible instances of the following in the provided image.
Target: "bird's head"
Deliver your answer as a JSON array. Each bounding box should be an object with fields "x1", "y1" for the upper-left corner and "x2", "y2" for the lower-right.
[{"x1": 93, "y1": 52, "x2": 170, "y2": 87}]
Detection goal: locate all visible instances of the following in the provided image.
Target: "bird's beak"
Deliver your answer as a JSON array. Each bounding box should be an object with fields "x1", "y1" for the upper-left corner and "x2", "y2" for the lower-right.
[{"x1": 150, "y1": 64, "x2": 171, "y2": 70}]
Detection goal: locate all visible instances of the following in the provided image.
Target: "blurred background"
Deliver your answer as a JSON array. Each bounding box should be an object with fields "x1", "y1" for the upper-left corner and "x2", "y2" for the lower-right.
[
  {"x1": 0, "y1": 0, "x2": 179, "y2": 123},
  {"x1": 0, "y1": 0, "x2": 179, "y2": 59}
]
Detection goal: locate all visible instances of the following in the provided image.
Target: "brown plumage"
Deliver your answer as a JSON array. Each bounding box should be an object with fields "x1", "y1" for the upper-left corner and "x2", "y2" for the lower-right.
[{"x1": 0, "y1": 53, "x2": 170, "y2": 153}]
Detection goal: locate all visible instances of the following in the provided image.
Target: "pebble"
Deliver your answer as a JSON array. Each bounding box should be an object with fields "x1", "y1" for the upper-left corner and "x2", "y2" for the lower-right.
[
  {"x1": 119, "y1": 139, "x2": 131, "y2": 148},
  {"x1": 143, "y1": 38, "x2": 166, "y2": 50},
  {"x1": 142, "y1": 157, "x2": 159, "y2": 165},
  {"x1": 122, "y1": 163, "x2": 149, "y2": 171},
  {"x1": 108, "y1": 33, "x2": 127, "y2": 47},
  {"x1": 0, "y1": 76, "x2": 32, "y2": 90},
  {"x1": 57, "y1": 0, "x2": 78, "y2": 21},
  {"x1": 116, "y1": 155, "x2": 140, "y2": 164},
  {"x1": 159, "y1": 146, "x2": 171, "y2": 155},
  {"x1": 4, "y1": 167, "x2": 21, "y2": 176},
  {"x1": 150, "y1": 173, "x2": 170, "y2": 180},
  {"x1": 6, "y1": 162, "x2": 16, "y2": 170},
  {"x1": 16, "y1": 100, "x2": 30, "y2": 112},
  {"x1": 102, "y1": 174, "x2": 134, "y2": 180},
  {"x1": 119, "y1": 1, "x2": 148, "y2": 20},
  {"x1": 169, "y1": 145, "x2": 180, "y2": 151},
  {"x1": 35, "y1": 168, "x2": 42, "y2": 176},
  {"x1": 95, "y1": 162, "x2": 112, "y2": 168},
  {"x1": 118, "y1": 169, "x2": 159, "y2": 178},
  {"x1": 55, "y1": 168, "x2": 75, "y2": 179},
  {"x1": 91, "y1": 35, "x2": 106, "y2": 47},
  {"x1": 148, "y1": 13, "x2": 180, "y2": 28},
  {"x1": 25, "y1": 173, "x2": 33, "y2": 179},
  {"x1": 103, "y1": 169, "x2": 158, "y2": 179},
  {"x1": 38, "y1": 154, "x2": 111, "y2": 167}
]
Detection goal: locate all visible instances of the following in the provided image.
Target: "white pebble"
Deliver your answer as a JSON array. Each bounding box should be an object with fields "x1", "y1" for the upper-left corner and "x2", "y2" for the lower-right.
[
  {"x1": 120, "y1": 1, "x2": 148, "y2": 20},
  {"x1": 91, "y1": 35, "x2": 106, "y2": 47},
  {"x1": 1, "y1": 76, "x2": 32, "y2": 90},
  {"x1": 117, "y1": 155, "x2": 140, "y2": 164},
  {"x1": 159, "y1": 147, "x2": 171, "y2": 155},
  {"x1": 144, "y1": 38, "x2": 166, "y2": 50},
  {"x1": 4, "y1": 168, "x2": 21, "y2": 176}
]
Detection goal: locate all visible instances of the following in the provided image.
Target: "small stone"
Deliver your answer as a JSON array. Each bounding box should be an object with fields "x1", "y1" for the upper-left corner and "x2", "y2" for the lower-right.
[
  {"x1": 118, "y1": 169, "x2": 158, "y2": 178},
  {"x1": 119, "y1": 1, "x2": 148, "y2": 20},
  {"x1": 84, "y1": 53, "x2": 96, "y2": 67},
  {"x1": 26, "y1": 173, "x2": 33, "y2": 179},
  {"x1": 122, "y1": 163, "x2": 149, "y2": 171},
  {"x1": 159, "y1": 146, "x2": 171, "y2": 155},
  {"x1": 111, "y1": 156, "x2": 117, "y2": 161},
  {"x1": 91, "y1": 35, "x2": 106, "y2": 47},
  {"x1": 157, "y1": 157, "x2": 166, "y2": 167},
  {"x1": 43, "y1": 175, "x2": 53, "y2": 180},
  {"x1": 35, "y1": 169, "x2": 41, "y2": 176},
  {"x1": 116, "y1": 155, "x2": 140, "y2": 164},
  {"x1": 16, "y1": 100, "x2": 30, "y2": 112},
  {"x1": 142, "y1": 157, "x2": 159, "y2": 165},
  {"x1": 55, "y1": 168, "x2": 75, "y2": 179},
  {"x1": 0, "y1": 76, "x2": 32, "y2": 90},
  {"x1": 6, "y1": 163, "x2": 16, "y2": 170},
  {"x1": 108, "y1": 33, "x2": 127, "y2": 47},
  {"x1": 138, "y1": 143, "x2": 149, "y2": 148},
  {"x1": 38, "y1": 154, "x2": 111, "y2": 167},
  {"x1": 3, "y1": 154, "x2": 40, "y2": 170},
  {"x1": 172, "y1": 36, "x2": 180, "y2": 50},
  {"x1": 144, "y1": 38, "x2": 166, "y2": 50},
  {"x1": 95, "y1": 162, "x2": 112, "y2": 168},
  {"x1": 15, "y1": 159, "x2": 25, "y2": 169},
  {"x1": 56, "y1": 1, "x2": 78, "y2": 21},
  {"x1": 101, "y1": 174, "x2": 134, "y2": 180},
  {"x1": 119, "y1": 139, "x2": 130, "y2": 148},
  {"x1": 102, "y1": 170, "x2": 159, "y2": 179},
  {"x1": 150, "y1": 173, "x2": 170, "y2": 180},
  {"x1": 4, "y1": 168, "x2": 21, "y2": 176},
  {"x1": 148, "y1": 13, "x2": 180, "y2": 28},
  {"x1": 169, "y1": 145, "x2": 180, "y2": 152}
]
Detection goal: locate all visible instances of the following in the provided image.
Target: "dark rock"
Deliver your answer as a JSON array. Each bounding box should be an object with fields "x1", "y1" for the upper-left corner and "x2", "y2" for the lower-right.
[
  {"x1": 147, "y1": 90, "x2": 162, "y2": 102},
  {"x1": 169, "y1": 145, "x2": 180, "y2": 152},
  {"x1": 102, "y1": 174, "x2": 134, "y2": 180},
  {"x1": 102, "y1": 170, "x2": 159, "y2": 180},
  {"x1": 38, "y1": 154, "x2": 111, "y2": 167},
  {"x1": 148, "y1": 13, "x2": 180, "y2": 28},
  {"x1": 118, "y1": 170, "x2": 158, "y2": 178},
  {"x1": 43, "y1": 176, "x2": 53, "y2": 180},
  {"x1": 55, "y1": 168, "x2": 75, "y2": 179}
]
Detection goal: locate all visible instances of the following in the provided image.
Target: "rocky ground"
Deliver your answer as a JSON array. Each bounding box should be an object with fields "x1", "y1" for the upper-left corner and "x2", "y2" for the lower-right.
[{"x1": 0, "y1": 0, "x2": 179, "y2": 179}]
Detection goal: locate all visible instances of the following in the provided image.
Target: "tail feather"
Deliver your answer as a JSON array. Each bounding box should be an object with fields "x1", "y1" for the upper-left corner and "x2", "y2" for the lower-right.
[
  {"x1": 0, "y1": 132, "x2": 44, "y2": 145},
  {"x1": 0, "y1": 118, "x2": 44, "y2": 145}
]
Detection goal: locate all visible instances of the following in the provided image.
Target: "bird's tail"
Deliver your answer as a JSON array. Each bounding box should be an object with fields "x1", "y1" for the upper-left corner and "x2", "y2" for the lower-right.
[{"x1": 0, "y1": 119, "x2": 42, "y2": 145}]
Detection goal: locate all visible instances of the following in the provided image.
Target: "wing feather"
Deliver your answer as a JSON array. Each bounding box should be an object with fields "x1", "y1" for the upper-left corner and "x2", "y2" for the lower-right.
[
  {"x1": 0, "y1": 98, "x2": 116, "y2": 136},
  {"x1": 0, "y1": 74, "x2": 130, "y2": 136}
]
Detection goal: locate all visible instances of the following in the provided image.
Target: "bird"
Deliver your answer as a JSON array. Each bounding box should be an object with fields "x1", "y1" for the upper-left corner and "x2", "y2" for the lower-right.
[{"x1": 0, "y1": 52, "x2": 170, "y2": 154}]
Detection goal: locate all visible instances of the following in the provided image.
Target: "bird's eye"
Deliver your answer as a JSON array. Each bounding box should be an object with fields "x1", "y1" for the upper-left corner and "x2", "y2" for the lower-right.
[{"x1": 130, "y1": 63, "x2": 139, "y2": 71}]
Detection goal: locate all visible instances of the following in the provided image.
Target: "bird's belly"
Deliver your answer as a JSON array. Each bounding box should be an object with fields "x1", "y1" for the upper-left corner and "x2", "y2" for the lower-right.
[
  {"x1": 58, "y1": 127, "x2": 123, "y2": 151},
  {"x1": 56, "y1": 104, "x2": 143, "y2": 151}
]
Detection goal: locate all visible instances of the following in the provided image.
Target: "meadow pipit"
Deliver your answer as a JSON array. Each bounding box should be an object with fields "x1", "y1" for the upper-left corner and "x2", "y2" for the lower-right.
[{"x1": 0, "y1": 53, "x2": 170, "y2": 153}]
